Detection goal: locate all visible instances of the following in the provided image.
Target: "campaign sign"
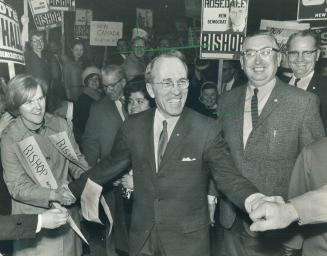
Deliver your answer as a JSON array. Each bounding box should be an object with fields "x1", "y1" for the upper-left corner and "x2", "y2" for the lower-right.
[
  {"x1": 49, "y1": 0, "x2": 75, "y2": 11},
  {"x1": 200, "y1": 0, "x2": 248, "y2": 59},
  {"x1": 29, "y1": 0, "x2": 62, "y2": 31},
  {"x1": 311, "y1": 27, "x2": 327, "y2": 58},
  {"x1": 0, "y1": 0, "x2": 24, "y2": 65},
  {"x1": 90, "y1": 21, "x2": 123, "y2": 46},
  {"x1": 298, "y1": 0, "x2": 327, "y2": 21},
  {"x1": 74, "y1": 9, "x2": 92, "y2": 39}
]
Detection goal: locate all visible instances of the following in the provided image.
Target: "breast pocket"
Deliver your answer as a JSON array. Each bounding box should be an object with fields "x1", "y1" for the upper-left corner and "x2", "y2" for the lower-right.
[{"x1": 266, "y1": 128, "x2": 298, "y2": 160}]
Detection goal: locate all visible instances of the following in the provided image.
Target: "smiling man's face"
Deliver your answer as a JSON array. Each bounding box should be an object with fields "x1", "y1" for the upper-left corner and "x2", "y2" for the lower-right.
[{"x1": 146, "y1": 57, "x2": 188, "y2": 119}]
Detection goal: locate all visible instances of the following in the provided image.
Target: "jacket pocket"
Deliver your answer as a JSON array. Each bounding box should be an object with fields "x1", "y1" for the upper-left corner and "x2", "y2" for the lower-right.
[{"x1": 181, "y1": 216, "x2": 210, "y2": 234}]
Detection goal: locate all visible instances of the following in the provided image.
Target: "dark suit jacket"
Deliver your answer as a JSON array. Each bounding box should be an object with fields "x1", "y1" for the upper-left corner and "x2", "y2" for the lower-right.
[
  {"x1": 81, "y1": 95, "x2": 128, "y2": 251},
  {"x1": 284, "y1": 72, "x2": 327, "y2": 130},
  {"x1": 69, "y1": 107, "x2": 258, "y2": 256},
  {"x1": 0, "y1": 214, "x2": 37, "y2": 240},
  {"x1": 287, "y1": 138, "x2": 327, "y2": 255},
  {"x1": 218, "y1": 78, "x2": 325, "y2": 230}
]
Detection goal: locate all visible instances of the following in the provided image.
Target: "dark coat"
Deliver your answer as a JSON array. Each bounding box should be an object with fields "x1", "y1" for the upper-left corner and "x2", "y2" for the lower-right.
[{"x1": 69, "y1": 107, "x2": 258, "y2": 256}]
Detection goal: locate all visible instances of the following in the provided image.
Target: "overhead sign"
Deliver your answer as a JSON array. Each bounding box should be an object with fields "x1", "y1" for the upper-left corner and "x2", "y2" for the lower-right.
[
  {"x1": 136, "y1": 8, "x2": 153, "y2": 29},
  {"x1": 311, "y1": 27, "x2": 327, "y2": 58},
  {"x1": 29, "y1": 0, "x2": 62, "y2": 31},
  {"x1": 298, "y1": 0, "x2": 327, "y2": 21},
  {"x1": 49, "y1": 0, "x2": 75, "y2": 11},
  {"x1": 90, "y1": 21, "x2": 123, "y2": 46},
  {"x1": 74, "y1": 9, "x2": 93, "y2": 39},
  {"x1": 0, "y1": 0, "x2": 24, "y2": 65},
  {"x1": 200, "y1": 0, "x2": 248, "y2": 59},
  {"x1": 28, "y1": 0, "x2": 49, "y2": 15}
]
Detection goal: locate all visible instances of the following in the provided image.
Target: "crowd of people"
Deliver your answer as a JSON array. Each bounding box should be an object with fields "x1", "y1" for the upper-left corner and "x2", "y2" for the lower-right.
[{"x1": 0, "y1": 27, "x2": 327, "y2": 256}]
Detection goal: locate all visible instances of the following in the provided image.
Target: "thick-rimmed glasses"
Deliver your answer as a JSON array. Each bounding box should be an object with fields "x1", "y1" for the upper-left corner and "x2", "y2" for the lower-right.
[
  {"x1": 242, "y1": 47, "x2": 279, "y2": 59},
  {"x1": 152, "y1": 78, "x2": 189, "y2": 90},
  {"x1": 103, "y1": 78, "x2": 123, "y2": 89},
  {"x1": 287, "y1": 49, "x2": 318, "y2": 60}
]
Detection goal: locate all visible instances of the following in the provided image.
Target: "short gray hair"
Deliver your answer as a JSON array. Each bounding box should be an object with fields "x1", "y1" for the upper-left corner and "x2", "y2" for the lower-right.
[{"x1": 145, "y1": 52, "x2": 188, "y2": 83}]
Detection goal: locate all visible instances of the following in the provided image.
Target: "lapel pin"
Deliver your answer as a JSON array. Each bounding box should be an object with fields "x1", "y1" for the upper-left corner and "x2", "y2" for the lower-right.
[
  {"x1": 313, "y1": 86, "x2": 316, "y2": 90},
  {"x1": 176, "y1": 133, "x2": 180, "y2": 136},
  {"x1": 274, "y1": 98, "x2": 278, "y2": 102}
]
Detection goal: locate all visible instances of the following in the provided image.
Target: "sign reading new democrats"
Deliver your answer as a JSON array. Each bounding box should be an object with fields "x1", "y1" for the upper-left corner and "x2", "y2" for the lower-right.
[
  {"x1": 0, "y1": 0, "x2": 24, "y2": 65},
  {"x1": 200, "y1": 0, "x2": 248, "y2": 59},
  {"x1": 298, "y1": 0, "x2": 327, "y2": 21}
]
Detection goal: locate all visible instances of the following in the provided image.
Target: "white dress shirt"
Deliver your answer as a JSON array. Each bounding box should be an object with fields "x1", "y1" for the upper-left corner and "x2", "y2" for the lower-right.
[
  {"x1": 115, "y1": 99, "x2": 126, "y2": 121},
  {"x1": 289, "y1": 71, "x2": 314, "y2": 91},
  {"x1": 153, "y1": 109, "x2": 179, "y2": 170},
  {"x1": 243, "y1": 78, "x2": 276, "y2": 147}
]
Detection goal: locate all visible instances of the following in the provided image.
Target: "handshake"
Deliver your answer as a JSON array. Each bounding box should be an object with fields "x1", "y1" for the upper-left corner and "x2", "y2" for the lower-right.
[
  {"x1": 49, "y1": 183, "x2": 76, "y2": 206},
  {"x1": 245, "y1": 193, "x2": 299, "y2": 232}
]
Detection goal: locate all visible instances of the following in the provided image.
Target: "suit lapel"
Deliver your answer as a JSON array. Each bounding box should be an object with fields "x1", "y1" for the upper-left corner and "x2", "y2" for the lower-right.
[
  {"x1": 307, "y1": 72, "x2": 319, "y2": 93},
  {"x1": 143, "y1": 109, "x2": 156, "y2": 174},
  {"x1": 158, "y1": 108, "x2": 190, "y2": 171},
  {"x1": 236, "y1": 86, "x2": 246, "y2": 149},
  {"x1": 253, "y1": 79, "x2": 283, "y2": 129}
]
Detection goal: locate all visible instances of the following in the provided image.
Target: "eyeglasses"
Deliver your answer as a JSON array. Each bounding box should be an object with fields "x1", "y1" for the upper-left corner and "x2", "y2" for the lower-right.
[
  {"x1": 242, "y1": 47, "x2": 279, "y2": 59},
  {"x1": 32, "y1": 39, "x2": 44, "y2": 44},
  {"x1": 287, "y1": 49, "x2": 318, "y2": 60},
  {"x1": 152, "y1": 78, "x2": 189, "y2": 90},
  {"x1": 103, "y1": 78, "x2": 123, "y2": 89}
]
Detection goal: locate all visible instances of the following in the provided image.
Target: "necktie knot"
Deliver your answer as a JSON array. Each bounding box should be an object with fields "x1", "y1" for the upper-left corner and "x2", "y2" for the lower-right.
[
  {"x1": 253, "y1": 88, "x2": 259, "y2": 96},
  {"x1": 294, "y1": 78, "x2": 300, "y2": 87}
]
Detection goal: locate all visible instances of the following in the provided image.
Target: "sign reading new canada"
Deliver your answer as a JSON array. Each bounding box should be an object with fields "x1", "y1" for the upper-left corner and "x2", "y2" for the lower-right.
[
  {"x1": 28, "y1": 0, "x2": 62, "y2": 31},
  {"x1": 49, "y1": 0, "x2": 75, "y2": 11},
  {"x1": 90, "y1": 21, "x2": 123, "y2": 46},
  {"x1": 0, "y1": 0, "x2": 24, "y2": 65},
  {"x1": 200, "y1": 0, "x2": 249, "y2": 59},
  {"x1": 298, "y1": 0, "x2": 327, "y2": 21}
]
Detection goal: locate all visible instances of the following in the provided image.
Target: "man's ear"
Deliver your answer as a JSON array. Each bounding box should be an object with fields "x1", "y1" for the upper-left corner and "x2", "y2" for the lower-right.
[
  {"x1": 316, "y1": 49, "x2": 321, "y2": 61},
  {"x1": 146, "y1": 83, "x2": 155, "y2": 98}
]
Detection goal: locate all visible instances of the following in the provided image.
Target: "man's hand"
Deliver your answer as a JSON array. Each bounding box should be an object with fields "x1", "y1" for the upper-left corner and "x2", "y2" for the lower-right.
[
  {"x1": 249, "y1": 202, "x2": 299, "y2": 232},
  {"x1": 54, "y1": 184, "x2": 76, "y2": 206},
  {"x1": 41, "y1": 207, "x2": 69, "y2": 229},
  {"x1": 245, "y1": 193, "x2": 285, "y2": 213}
]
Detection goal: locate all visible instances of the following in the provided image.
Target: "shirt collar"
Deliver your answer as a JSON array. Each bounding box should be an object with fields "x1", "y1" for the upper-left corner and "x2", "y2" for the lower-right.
[
  {"x1": 291, "y1": 71, "x2": 314, "y2": 85},
  {"x1": 247, "y1": 77, "x2": 276, "y2": 95}
]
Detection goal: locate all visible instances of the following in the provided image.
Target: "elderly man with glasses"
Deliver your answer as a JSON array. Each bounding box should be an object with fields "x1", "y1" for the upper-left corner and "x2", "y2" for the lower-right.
[
  {"x1": 81, "y1": 64, "x2": 128, "y2": 256},
  {"x1": 217, "y1": 31, "x2": 325, "y2": 256},
  {"x1": 283, "y1": 30, "x2": 327, "y2": 130},
  {"x1": 60, "y1": 52, "x2": 265, "y2": 256}
]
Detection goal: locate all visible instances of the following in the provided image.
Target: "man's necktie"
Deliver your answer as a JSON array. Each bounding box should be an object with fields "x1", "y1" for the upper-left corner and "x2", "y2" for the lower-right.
[
  {"x1": 294, "y1": 78, "x2": 300, "y2": 87},
  {"x1": 119, "y1": 97, "x2": 128, "y2": 120},
  {"x1": 251, "y1": 88, "x2": 259, "y2": 128},
  {"x1": 157, "y1": 120, "x2": 168, "y2": 169}
]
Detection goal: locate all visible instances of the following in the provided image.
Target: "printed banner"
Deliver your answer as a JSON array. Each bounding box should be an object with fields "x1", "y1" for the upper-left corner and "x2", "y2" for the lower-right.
[
  {"x1": 200, "y1": 0, "x2": 248, "y2": 59},
  {"x1": 298, "y1": 0, "x2": 327, "y2": 21},
  {"x1": 74, "y1": 9, "x2": 93, "y2": 39},
  {"x1": 49, "y1": 0, "x2": 75, "y2": 11},
  {"x1": 18, "y1": 136, "x2": 58, "y2": 189},
  {"x1": 18, "y1": 136, "x2": 88, "y2": 244},
  {"x1": 90, "y1": 21, "x2": 123, "y2": 46},
  {"x1": 0, "y1": 0, "x2": 24, "y2": 65},
  {"x1": 29, "y1": 0, "x2": 62, "y2": 31},
  {"x1": 28, "y1": 0, "x2": 49, "y2": 15},
  {"x1": 136, "y1": 8, "x2": 153, "y2": 29}
]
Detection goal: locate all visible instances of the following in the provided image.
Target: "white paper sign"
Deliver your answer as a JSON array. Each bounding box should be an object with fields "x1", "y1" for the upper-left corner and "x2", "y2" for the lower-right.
[{"x1": 90, "y1": 21, "x2": 123, "y2": 46}]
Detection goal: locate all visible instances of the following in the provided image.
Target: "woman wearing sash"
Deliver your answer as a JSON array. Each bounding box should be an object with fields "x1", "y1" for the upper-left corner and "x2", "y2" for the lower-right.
[{"x1": 1, "y1": 74, "x2": 88, "y2": 256}]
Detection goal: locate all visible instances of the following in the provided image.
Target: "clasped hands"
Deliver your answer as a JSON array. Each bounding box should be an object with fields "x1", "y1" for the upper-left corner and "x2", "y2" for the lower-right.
[
  {"x1": 50, "y1": 183, "x2": 76, "y2": 206},
  {"x1": 245, "y1": 193, "x2": 299, "y2": 232}
]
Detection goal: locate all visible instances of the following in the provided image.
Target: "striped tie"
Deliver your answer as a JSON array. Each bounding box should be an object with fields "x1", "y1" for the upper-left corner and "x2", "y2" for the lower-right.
[
  {"x1": 251, "y1": 88, "x2": 259, "y2": 128},
  {"x1": 294, "y1": 78, "x2": 300, "y2": 87},
  {"x1": 157, "y1": 120, "x2": 168, "y2": 169}
]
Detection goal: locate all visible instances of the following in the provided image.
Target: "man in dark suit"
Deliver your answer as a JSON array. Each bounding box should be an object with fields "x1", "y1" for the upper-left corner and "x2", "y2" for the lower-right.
[
  {"x1": 218, "y1": 32, "x2": 325, "y2": 256},
  {"x1": 219, "y1": 60, "x2": 246, "y2": 94},
  {"x1": 65, "y1": 53, "x2": 262, "y2": 256},
  {"x1": 285, "y1": 30, "x2": 327, "y2": 129},
  {"x1": 81, "y1": 64, "x2": 128, "y2": 256},
  {"x1": 0, "y1": 207, "x2": 68, "y2": 241}
]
